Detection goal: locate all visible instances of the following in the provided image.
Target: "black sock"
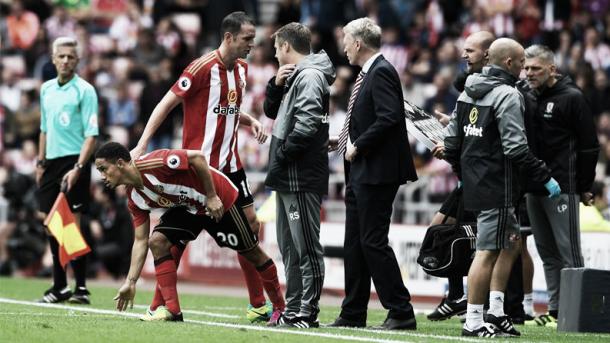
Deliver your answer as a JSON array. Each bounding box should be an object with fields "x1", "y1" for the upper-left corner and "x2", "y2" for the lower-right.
[
  {"x1": 71, "y1": 255, "x2": 88, "y2": 289},
  {"x1": 48, "y1": 235, "x2": 67, "y2": 290},
  {"x1": 549, "y1": 310, "x2": 558, "y2": 319},
  {"x1": 447, "y1": 275, "x2": 464, "y2": 300}
]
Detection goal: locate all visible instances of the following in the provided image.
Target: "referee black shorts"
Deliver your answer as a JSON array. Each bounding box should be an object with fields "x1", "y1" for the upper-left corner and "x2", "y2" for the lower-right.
[
  {"x1": 37, "y1": 155, "x2": 92, "y2": 214},
  {"x1": 154, "y1": 205, "x2": 258, "y2": 253}
]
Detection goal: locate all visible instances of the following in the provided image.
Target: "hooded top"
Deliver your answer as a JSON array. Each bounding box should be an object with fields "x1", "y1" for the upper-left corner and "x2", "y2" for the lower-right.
[
  {"x1": 263, "y1": 50, "x2": 336, "y2": 194},
  {"x1": 444, "y1": 65, "x2": 550, "y2": 211}
]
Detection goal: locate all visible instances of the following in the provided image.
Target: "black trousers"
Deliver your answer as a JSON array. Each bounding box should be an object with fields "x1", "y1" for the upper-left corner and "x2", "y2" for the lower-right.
[{"x1": 339, "y1": 181, "x2": 413, "y2": 322}]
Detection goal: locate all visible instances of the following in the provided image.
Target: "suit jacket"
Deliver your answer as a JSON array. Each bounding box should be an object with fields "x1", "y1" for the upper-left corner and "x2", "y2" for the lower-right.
[{"x1": 348, "y1": 55, "x2": 417, "y2": 185}]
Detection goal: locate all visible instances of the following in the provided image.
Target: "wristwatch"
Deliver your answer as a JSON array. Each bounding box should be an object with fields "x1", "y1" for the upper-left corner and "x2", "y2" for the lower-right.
[{"x1": 74, "y1": 162, "x2": 84, "y2": 170}]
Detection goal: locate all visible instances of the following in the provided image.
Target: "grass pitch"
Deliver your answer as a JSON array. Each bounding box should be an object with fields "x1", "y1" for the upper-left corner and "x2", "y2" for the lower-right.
[{"x1": 0, "y1": 277, "x2": 608, "y2": 342}]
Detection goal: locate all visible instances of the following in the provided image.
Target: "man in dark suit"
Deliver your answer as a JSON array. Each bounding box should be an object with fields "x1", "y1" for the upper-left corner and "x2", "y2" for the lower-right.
[{"x1": 328, "y1": 17, "x2": 418, "y2": 330}]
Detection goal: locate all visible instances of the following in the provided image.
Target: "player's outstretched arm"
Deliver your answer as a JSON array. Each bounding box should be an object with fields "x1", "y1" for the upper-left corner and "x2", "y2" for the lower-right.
[
  {"x1": 187, "y1": 150, "x2": 223, "y2": 222},
  {"x1": 131, "y1": 91, "x2": 181, "y2": 159},
  {"x1": 115, "y1": 220, "x2": 150, "y2": 311},
  {"x1": 239, "y1": 111, "x2": 268, "y2": 144}
]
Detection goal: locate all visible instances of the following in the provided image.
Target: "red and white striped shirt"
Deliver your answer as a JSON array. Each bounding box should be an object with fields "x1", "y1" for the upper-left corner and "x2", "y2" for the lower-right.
[
  {"x1": 126, "y1": 149, "x2": 239, "y2": 227},
  {"x1": 171, "y1": 50, "x2": 248, "y2": 173}
]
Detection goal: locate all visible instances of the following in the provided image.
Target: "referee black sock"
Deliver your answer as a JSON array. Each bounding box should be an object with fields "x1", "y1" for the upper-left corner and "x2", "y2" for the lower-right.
[
  {"x1": 71, "y1": 255, "x2": 88, "y2": 289},
  {"x1": 48, "y1": 235, "x2": 67, "y2": 290}
]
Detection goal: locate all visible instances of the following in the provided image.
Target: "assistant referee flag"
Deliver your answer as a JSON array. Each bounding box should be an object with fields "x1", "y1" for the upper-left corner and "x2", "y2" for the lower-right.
[{"x1": 43, "y1": 192, "x2": 90, "y2": 269}]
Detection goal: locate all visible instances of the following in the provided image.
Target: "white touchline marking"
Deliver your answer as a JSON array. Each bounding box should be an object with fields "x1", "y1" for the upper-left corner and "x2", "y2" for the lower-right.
[
  {"x1": 0, "y1": 311, "x2": 114, "y2": 318},
  {"x1": 0, "y1": 298, "x2": 483, "y2": 342},
  {"x1": 133, "y1": 304, "x2": 239, "y2": 319},
  {"x1": 0, "y1": 298, "x2": 408, "y2": 343},
  {"x1": 199, "y1": 305, "x2": 243, "y2": 311}
]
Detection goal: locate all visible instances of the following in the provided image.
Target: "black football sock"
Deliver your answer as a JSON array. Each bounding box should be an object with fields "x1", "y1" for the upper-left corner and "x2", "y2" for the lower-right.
[
  {"x1": 48, "y1": 235, "x2": 67, "y2": 290},
  {"x1": 71, "y1": 255, "x2": 88, "y2": 289},
  {"x1": 447, "y1": 275, "x2": 464, "y2": 301}
]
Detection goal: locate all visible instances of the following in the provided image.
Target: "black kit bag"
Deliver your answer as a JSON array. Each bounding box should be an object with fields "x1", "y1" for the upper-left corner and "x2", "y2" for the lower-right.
[{"x1": 417, "y1": 196, "x2": 477, "y2": 277}]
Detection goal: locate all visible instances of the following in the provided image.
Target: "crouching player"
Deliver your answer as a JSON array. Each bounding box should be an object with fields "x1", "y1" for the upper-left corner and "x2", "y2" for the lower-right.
[{"x1": 95, "y1": 142, "x2": 285, "y2": 322}]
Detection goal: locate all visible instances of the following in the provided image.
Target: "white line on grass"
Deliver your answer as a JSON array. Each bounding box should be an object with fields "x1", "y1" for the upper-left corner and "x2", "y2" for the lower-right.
[
  {"x1": 132, "y1": 304, "x2": 240, "y2": 319},
  {"x1": 198, "y1": 305, "x2": 242, "y2": 311},
  {"x1": 0, "y1": 298, "x2": 482, "y2": 343},
  {"x1": 164, "y1": 305, "x2": 428, "y2": 316},
  {"x1": 0, "y1": 311, "x2": 115, "y2": 318},
  {"x1": 324, "y1": 326, "x2": 482, "y2": 342}
]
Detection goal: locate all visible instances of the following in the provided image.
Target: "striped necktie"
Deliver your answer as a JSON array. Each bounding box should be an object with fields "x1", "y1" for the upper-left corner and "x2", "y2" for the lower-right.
[{"x1": 338, "y1": 70, "x2": 365, "y2": 156}]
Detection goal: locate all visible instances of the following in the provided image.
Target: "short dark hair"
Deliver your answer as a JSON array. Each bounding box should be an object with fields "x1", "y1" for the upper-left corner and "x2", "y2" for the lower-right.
[
  {"x1": 272, "y1": 22, "x2": 311, "y2": 55},
  {"x1": 95, "y1": 142, "x2": 131, "y2": 163},
  {"x1": 221, "y1": 11, "x2": 255, "y2": 36}
]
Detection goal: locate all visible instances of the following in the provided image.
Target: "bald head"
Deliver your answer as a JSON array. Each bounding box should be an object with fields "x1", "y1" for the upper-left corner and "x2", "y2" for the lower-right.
[
  {"x1": 468, "y1": 31, "x2": 495, "y2": 50},
  {"x1": 488, "y1": 38, "x2": 525, "y2": 77},
  {"x1": 462, "y1": 31, "x2": 495, "y2": 73}
]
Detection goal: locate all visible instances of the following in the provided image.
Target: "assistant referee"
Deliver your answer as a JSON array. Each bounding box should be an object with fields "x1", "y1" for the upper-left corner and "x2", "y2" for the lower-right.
[{"x1": 36, "y1": 36, "x2": 99, "y2": 305}]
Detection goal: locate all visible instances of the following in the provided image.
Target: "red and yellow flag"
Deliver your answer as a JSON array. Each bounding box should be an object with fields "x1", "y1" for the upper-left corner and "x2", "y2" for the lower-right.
[{"x1": 44, "y1": 193, "x2": 91, "y2": 269}]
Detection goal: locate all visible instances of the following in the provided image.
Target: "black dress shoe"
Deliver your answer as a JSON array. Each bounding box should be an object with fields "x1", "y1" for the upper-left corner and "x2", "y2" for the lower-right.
[
  {"x1": 325, "y1": 316, "x2": 366, "y2": 328},
  {"x1": 374, "y1": 317, "x2": 417, "y2": 330}
]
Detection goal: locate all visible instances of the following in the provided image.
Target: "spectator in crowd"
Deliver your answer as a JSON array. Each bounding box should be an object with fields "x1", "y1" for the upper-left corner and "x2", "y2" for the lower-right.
[
  {"x1": 263, "y1": 22, "x2": 335, "y2": 328},
  {"x1": 0, "y1": 153, "x2": 42, "y2": 276},
  {"x1": 137, "y1": 66, "x2": 176, "y2": 151},
  {"x1": 380, "y1": 26, "x2": 408, "y2": 75},
  {"x1": 106, "y1": 82, "x2": 138, "y2": 132},
  {"x1": 88, "y1": 183, "x2": 133, "y2": 279},
  {"x1": 155, "y1": 18, "x2": 182, "y2": 57},
  {"x1": 514, "y1": 0, "x2": 541, "y2": 46},
  {"x1": 0, "y1": 68, "x2": 23, "y2": 114},
  {"x1": 4, "y1": 90, "x2": 40, "y2": 148},
  {"x1": 36, "y1": 37, "x2": 99, "y2": 305},
  {"x1": 580, "y1": 180, "x2": 610, "y2": 232},
  {"x1": 6, "y1": 0, "x2": 40, "y2": 51},
  {"x1": 590, "y1": 69, "x2": 610, "y2": 117},
  {"x1": 275, "y1": 0, "x2": 301, "y2": 26},
  {"x1": 133, "y1": 28, "x2": 166, "y2": 68},
  {"x1": 523, "y1": 44, "x2": 600, "y2": 326},
  {"x1": 423, "y1": 66, "x2": 458, "y2": 115},
  {"x1": 583, "y1": 26, "x2": 610, "y2": 72},
  {"x1": 44, "y1": 5, "x2": 77, "y2": 43},
  {"x1": 108, "y1": 0, "x2": 143, "y2": 54},
  {"x1": 401, "y1": 69, "x2": 427, "y2": 108}
]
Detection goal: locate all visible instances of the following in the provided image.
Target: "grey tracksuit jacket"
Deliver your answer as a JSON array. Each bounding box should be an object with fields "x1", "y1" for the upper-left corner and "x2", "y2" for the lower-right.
[
  {"x1": 444, "y1": 65, "x2": 551, "y2": 211},
  {"x1": 263, "y1": 51, "x2": 336, "y2": 195}
]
